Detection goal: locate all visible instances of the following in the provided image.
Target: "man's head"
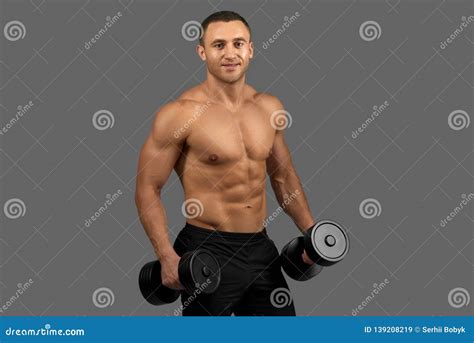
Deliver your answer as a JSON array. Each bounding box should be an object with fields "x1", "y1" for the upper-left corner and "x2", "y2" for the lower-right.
[{"x1": 197, "y1": 11, "x2": 253, "y2": 83}]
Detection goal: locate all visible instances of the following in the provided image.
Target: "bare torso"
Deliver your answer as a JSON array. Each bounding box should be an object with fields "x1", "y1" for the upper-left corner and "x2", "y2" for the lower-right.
[{"x1": 174, "y1": 85, "x2": 275, "y2": 233}]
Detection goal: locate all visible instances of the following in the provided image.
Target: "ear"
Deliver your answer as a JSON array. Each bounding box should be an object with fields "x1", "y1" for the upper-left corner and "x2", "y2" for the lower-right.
[
  {"x1": 249, "y1": 41, "x2": 254, "y2": 59},
  {"x1": 196, "y1": 44, "x2": 206, "y2": 61}
]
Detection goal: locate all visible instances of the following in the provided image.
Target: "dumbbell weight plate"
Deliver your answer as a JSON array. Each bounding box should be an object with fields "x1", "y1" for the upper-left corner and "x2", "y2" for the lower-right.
[
  {"x1": 178, "y1": 249, "x2": 221, "y2": 294},
  {"x1": 304, "y1": 220, "x2": 349, "y2": 266},
  {"x1": 139, "y1": 260, "x2": 180, "y2": 305}
]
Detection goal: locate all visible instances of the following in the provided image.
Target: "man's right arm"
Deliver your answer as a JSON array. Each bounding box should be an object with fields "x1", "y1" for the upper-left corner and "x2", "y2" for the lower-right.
[{"x1": 134, "y1": 101, "x2": 189, "y2": 263}]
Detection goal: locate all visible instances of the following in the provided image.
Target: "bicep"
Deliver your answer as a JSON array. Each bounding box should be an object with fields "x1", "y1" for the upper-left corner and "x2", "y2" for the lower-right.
[
  {"x1": 266, "y1": 129, "x2": 293, "y2": 181},
  {"x1": 135, "y1": 104, "x2": 186, "y2": 194},
  {"x1": 136, "y1": 136, "x2": 181, "y2": 192}
]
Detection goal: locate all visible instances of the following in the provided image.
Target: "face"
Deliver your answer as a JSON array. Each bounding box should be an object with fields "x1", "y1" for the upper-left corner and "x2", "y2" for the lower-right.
[{"x1": 197, "y1": 20, "x2": 253, "y2": 83}]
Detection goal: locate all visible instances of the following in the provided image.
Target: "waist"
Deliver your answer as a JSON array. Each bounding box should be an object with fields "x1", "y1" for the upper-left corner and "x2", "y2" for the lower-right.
[{"x1": 183, "y1": 222, "x2": 269, "y2": 242}]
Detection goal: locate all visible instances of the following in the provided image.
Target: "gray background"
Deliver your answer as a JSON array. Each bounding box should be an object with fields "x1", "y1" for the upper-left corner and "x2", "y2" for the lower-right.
[{"x1": 0, "y1": 0, "x2": 472, "y2": 316}]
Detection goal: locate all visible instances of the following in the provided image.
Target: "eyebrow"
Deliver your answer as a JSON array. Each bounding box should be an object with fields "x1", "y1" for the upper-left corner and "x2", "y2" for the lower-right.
[{"x1": 210, "y1": 37, "x2": 248, "y2": 44}]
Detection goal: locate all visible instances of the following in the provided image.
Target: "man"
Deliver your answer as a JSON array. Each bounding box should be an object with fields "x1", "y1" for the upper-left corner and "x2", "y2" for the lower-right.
[{"x1": 135, "y1": 11, "x2": 316, "y2": 316}]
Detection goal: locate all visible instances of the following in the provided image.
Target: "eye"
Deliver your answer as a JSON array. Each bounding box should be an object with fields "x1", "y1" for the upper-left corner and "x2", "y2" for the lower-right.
[
  {"x1": 235, "y1": 42, "x2": 244, "y2": 48},
  {"x1": 214, "y1": 43, "x2": 224, "y2": 49}
]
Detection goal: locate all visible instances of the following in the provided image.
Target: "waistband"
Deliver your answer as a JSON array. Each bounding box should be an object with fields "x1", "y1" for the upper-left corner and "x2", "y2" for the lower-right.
[{"x1": 182, "y1": 222, "x2": 269, "y2": 242}]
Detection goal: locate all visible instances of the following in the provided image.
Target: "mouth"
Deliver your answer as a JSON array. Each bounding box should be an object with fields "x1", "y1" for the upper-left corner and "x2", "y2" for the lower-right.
[{"x1": 221, "y1": 63, "x2": 240, "y2": 70}]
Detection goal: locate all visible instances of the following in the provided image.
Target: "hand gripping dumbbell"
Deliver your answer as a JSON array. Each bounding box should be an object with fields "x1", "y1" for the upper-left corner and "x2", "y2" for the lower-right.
[
  {"x1": 139, "y1": 249, "x2": 221, "y2": 305},
  {"x1": 280, "y1": 220, "x2": 349, "y2": 281}
]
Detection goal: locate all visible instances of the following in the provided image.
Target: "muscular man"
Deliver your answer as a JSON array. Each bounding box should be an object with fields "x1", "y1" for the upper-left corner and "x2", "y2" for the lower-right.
[{"x1": 135, "y1": 11, "x2": 316, "y2": 316}]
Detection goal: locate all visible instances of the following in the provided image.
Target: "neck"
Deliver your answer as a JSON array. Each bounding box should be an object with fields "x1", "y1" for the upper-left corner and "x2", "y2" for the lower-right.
[{"x1": 204, "y1": 72, "x2": 246, "y2": 109}]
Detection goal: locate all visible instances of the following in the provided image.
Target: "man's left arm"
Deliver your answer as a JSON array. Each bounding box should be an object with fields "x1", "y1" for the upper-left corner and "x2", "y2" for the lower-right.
[{"x1": 265, "y1": 99, "x2": 316, "y2": 235}]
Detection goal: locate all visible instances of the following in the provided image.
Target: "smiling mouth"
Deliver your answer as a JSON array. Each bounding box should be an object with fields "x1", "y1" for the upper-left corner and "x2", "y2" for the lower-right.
[{"x1": 221, "y1": 63, "x2": 240, "y2": 67}]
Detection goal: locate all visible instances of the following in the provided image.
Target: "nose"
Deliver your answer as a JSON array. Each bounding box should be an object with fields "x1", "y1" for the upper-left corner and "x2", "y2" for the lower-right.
[{"x1": 223, "y1": 44, "x2": 237, "y2": 60}]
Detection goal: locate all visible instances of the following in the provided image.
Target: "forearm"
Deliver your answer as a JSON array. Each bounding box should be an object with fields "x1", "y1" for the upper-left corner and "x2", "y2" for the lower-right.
[
  {"x1": 135, "y1": 187, "x2": 175, "y2": 260},
  {"x1": 270, "y1": 172, "x2": 316, "y2": 234}
]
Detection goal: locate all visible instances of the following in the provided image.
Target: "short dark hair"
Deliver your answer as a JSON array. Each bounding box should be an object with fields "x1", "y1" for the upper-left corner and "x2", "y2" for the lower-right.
[{"x1": 200, "y1": 11, "x2": 251, "y2": 45}]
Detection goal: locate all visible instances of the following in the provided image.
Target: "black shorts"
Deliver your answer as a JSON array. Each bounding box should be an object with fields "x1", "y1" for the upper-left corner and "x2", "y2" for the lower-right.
[{"x1": 173, "y1": 223, "x2": 296, "y2": 316}]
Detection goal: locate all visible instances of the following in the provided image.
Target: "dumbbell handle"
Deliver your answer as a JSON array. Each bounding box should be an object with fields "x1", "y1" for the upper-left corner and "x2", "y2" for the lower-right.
[{"x1": 280, "y1": 236, "x2": 324, "y2": 281}]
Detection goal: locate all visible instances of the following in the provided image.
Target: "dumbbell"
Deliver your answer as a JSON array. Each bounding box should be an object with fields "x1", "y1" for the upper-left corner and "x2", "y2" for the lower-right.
[
  {"x1": 139, "y1": 249, "x2": 221, "y2": 305},
  {"x1": 280, "y1": 220, "x2": 349, "y2": 281}
]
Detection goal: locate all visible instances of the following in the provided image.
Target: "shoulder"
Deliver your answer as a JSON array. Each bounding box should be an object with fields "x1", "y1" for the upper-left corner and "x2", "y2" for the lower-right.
[
  {"x1": 150, "y1": 99, "x2": 200, "y2": 144},
  {"x1": 253, "y1": 92, "x2": 285, "y2": 118},
  {"x1": 152, "y1": 100, "x2": 187, "y2": 125},
  {"x1": 177, "y1": 85, "x2": 208, "y2": 104},
  {"x1": 253, "y1": 92, "x2": 291, "y2": 132},
  {"x1": 154, "y1": 84, "x2": 209, "y2": 125}
]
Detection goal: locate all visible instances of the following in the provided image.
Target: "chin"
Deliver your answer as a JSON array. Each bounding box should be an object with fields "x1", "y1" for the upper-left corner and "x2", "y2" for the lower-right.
[
  {"x1": 224, "y1": 76, "x2": 241, "y2": 83},
  {"x1": 221, "y1": 73, "x2": 244, "y2": 83},
  {"x1": 209, "y1": 67, "x2": 245, "y2": 84}
]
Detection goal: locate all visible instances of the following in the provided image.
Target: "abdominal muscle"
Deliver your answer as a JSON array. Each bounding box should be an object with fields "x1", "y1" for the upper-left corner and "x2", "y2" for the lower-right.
[{"x1": 179, "y1": 159, "x2": 268, "y2": 233}]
